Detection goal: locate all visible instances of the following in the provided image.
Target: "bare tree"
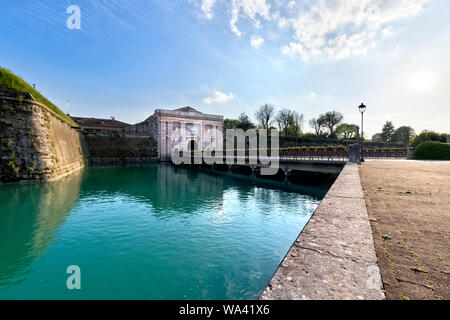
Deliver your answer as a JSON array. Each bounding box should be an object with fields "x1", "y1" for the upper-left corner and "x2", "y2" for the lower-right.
[
  {"x1": 287, "y1": 111, "x2": 304, "y2": 137},
  {"x1": 255, "y1": 104, "x2": 275, "y2": 129},
  {"x1": 276, "y1": 109, "x2": 304, "y2": 137},
  {"x1": 309, "y1": 117, "x2": 325, "y2": 136},
  {"x1": 323, "y1": 111, "x2": 344, "y2": 137},
  {"x1": 275, "y1": 109, "x2": 291, "y2": 136}
]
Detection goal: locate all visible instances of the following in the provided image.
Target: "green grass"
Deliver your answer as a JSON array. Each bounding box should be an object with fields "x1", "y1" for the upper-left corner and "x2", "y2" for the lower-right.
[{"x1": 0, "y1": 67, "x2": 77, "y2": 127}]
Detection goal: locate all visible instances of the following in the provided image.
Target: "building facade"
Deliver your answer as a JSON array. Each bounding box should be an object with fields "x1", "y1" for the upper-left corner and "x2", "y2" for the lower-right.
[{"x1": 123, "y1": 107, "x2": 223, "y2": 161}]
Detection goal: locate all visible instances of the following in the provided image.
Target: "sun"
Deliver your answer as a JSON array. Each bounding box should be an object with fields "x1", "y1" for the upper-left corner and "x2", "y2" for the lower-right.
[{"x1": 409, "y1": 69, "x2": 437, "y2": 94}]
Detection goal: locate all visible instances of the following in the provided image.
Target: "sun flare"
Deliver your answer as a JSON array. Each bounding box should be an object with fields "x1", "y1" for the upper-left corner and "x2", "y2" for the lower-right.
[{"x1": 409, "y1": 69, "x2": 437, "y2": 94}]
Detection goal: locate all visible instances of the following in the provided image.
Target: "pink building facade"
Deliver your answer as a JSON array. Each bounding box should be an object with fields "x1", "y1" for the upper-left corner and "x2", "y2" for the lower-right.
[{"x1": 123, "y1": 107, "x2": 224, "y2": 161}]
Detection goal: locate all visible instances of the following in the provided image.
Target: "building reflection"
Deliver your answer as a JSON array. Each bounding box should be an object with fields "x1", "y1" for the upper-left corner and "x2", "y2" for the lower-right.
[{"x1": 79, "y1": 164, "x2": 232, "y2": 216}]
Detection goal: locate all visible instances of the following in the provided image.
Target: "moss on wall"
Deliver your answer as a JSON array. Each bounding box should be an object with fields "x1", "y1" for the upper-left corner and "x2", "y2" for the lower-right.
[{"x1": 0, "y1": 92, "x2": 87, "y2": 183}]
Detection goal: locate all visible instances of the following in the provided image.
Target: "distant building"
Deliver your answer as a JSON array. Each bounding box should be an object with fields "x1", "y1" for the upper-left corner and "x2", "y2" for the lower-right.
[
  {"x1": 70, "y1": 116, "x2": 130, "y2": 135},
  {"x1": 123, "y1": 107, "x2": 223, "y2": 161},
  {"x1": 447, "y1": 135, "x2": 450, "y2": 143}
]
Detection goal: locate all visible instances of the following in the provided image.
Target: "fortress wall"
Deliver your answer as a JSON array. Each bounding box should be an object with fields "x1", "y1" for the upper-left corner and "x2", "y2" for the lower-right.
[{"x1": 0, "y1": 90, "x2": 87, "y2": 183}]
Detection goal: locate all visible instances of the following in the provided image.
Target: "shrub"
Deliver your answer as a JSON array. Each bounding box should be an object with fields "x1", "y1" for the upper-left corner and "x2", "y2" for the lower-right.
[
  {"x1": 413, "y1": 141, "x2": 450, "y2": 160},
  {"x1": 410, "y1": 130, "x2": 447, "y2": 148}
]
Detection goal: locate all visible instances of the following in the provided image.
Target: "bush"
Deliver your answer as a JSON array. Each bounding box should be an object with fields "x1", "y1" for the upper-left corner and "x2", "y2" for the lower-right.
[
  {"x1": 410, "y1": 130, "x2": 447, "y2": 148},
  {"x1": 413, "y1": 141, "x2": 450, "y2": 160}
]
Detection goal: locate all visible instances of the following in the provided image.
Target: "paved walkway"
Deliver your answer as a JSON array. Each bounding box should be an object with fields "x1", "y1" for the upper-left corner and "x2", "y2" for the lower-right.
[
  {"x1": 359, "y1": 161, "x2": 450, "y2": 300},
  {"x1": 260, "y1": 163, "x2": 385, "y2": 300}
]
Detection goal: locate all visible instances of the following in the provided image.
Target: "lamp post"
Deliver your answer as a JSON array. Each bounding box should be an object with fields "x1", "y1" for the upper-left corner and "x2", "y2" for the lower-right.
[{"x1": 358, "y1": 103, "x2": 367, "y2": 162}]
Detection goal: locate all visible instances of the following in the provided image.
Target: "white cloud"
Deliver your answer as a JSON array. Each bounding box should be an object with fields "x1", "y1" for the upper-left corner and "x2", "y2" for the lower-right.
[
  {"x1": 201, "y1": 0, "x2": 216, "y2": 19},
  {"x1": 230, "y1": 0, "x2": 271, "y2": 37},
  {"x1": 281, "y1": 0, "x2": 430, "y2": 61},
  {"x1": 203, "y1": 91, "x2": 235, "y2": 104},
  {"x1": 192, "y1": 0, "x2": 430, "y2": 61},
  {"x1": 250, "y1": 35, "x2": 264, "y2": 49},
  {"x1": 287, "y1": 1, "x2": 296, "y2": 9}
]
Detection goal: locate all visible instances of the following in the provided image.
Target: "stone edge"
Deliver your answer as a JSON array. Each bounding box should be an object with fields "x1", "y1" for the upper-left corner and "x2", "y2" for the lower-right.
[{"x1": 259, "y1": 162, "x2": 385, "y2": 300}]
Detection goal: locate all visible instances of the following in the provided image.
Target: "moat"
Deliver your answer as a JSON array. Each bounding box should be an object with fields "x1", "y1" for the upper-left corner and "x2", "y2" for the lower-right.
[{"x1": 0, "y1": 164, "x2": 330, "y2": 299}]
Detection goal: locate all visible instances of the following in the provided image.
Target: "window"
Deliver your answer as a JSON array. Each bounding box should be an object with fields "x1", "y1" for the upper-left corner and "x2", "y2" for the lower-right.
[
  {"x1": 172, "y1": 122, "x2": 181, "y2": 131},
  {"x1": 186, "y1": 123, "x2": 197, "y2": 134}
]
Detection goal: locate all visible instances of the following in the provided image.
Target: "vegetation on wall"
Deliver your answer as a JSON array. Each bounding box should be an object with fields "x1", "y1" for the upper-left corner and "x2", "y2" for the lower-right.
[
  {"x1": 0, "y1": 67, "x2": 77, "y2": 127},
  {"x1": 413, "y1": 141, "x2": 450, "y2": 160}
]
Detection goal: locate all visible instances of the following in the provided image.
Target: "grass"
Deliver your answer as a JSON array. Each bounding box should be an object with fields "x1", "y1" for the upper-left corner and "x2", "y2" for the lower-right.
[{"x1": 0, "y1": 67, "x2": 78, "y2": 127}]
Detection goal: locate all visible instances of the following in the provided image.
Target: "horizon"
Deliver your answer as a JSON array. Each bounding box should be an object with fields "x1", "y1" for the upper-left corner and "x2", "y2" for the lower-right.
[{"x1": 1, "y1": 0, "x2": 449, "y2": 137}]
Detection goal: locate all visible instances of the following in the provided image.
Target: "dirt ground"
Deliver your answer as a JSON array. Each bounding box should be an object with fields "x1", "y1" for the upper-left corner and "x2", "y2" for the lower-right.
[{"x1": 359, "y1": 161, "x2": 450, "y2": 300}]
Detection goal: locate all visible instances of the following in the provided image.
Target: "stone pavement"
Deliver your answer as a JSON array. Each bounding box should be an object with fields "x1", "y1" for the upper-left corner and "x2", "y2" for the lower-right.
[
  {"x1": 360, "y1": 161, "x2": 450, "y2": 300},
  {"x1": 260, "y1": 163, "x2": 385, "y2": 300}
]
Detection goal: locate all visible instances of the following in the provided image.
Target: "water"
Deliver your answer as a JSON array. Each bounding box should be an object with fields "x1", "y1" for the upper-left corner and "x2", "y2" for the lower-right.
[{"x1": 0, "y1": 164, "x2": 329, "y2": 300}]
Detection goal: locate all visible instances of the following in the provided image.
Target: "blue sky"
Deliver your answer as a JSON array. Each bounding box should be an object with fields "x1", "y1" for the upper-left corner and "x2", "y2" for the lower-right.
[{"x1": 1, "y1": 0, "x2": 449, "y2": 136}]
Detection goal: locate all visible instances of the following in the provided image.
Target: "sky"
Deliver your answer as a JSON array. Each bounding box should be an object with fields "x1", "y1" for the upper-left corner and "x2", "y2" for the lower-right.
[{"x1": 0, "y1": 0, "x2": 449, "y2": 136}]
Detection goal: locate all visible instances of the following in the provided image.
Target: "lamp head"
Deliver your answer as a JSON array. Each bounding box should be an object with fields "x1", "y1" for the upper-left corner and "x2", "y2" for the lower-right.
[{"x1": 358, "y1": 103, "x2": 367, "y2": 114}]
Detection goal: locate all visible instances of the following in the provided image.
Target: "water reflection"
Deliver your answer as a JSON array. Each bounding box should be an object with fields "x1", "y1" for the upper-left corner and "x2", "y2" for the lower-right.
[
  {"x1": 0, "y1": 170, "x2": 83, "y2": 287},
  {"x1": 0, "y1": 164, "x2": 330, "y2": 299},
  {"x1": 79, "y1": 165, "x2": 230, "y2": 214}
]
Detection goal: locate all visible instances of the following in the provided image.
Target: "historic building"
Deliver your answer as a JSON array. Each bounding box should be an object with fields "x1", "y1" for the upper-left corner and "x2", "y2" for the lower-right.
[
  {"x1": 123, "y1": 107, "x2": 224, "y2": 161},
  {"x1": 70, "y1": 116, "x2": 130, "y2": 135}
]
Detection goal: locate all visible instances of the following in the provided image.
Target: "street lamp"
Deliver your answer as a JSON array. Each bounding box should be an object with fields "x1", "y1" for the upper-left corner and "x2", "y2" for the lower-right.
[{"x1": 358, "y1": 103, "x2": 367, "y2": 162}]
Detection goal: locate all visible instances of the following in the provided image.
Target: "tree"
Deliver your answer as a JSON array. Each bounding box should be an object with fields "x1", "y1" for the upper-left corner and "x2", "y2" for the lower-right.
[
  {"x1": 372, "y1": 133, "x2": 383, "y2": 143},
  {"x1": 322, "y1": 111, "x2": 344, "y2": 137},
  {"x1": 275, "y1": 109, "x2": 303, "y2": 137},
  {"x1": 380, "y1": 121, "x2": 395, "y2": 142},
  {"x1": 255, "y1": 104, "x2": 275, "y2": 129},
  {"x1": 309, "y1": 117, "x2": 325, "y2": 137},
  {"x1": 275, "y1": 109, "x2": 290, "y2": 135},
  {"x1": 286, "y1": 111, "x2": 304, "y2": 137},
  {"x1": 336, "y1": 123, "x2": 358, "y2": 139},
  {"x1": 393, "y1": 126, "x2": 416, "y2": 145},
  {"x1": 410, "y1": 130, "x2": 447, "y2": 148},
  {"x1": 224, "y1": 118, "x2": 240, "y2": 130},
  {"x1": 237, "y1": 112, "x2": 255, "y2": 131}
]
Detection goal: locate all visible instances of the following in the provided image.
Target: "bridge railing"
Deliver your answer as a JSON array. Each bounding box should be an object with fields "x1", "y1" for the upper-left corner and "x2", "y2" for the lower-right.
[
  {"x1": 176, "y1": 146, "x2": 407, "y2": 163},
  {"x1": 362, "y1": 148, "x2": 407, "y2": 159}
]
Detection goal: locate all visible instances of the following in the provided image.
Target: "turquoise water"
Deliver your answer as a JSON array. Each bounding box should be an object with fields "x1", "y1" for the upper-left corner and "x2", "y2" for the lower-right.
[{"x1": 0, "y1": 164, "x2": 329, "y2": 300}]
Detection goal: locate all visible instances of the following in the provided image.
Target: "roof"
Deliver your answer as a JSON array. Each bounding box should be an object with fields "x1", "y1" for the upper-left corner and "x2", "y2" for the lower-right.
[
  {"x1": 70, "y1": 116, "x2": 130, "y2": 130},
  {"x1": 173, "y1": 106, "x2": 203, "y2": 114},
  {"x1": 154, "y1": 106, "x2": 223, "y2": 121}
]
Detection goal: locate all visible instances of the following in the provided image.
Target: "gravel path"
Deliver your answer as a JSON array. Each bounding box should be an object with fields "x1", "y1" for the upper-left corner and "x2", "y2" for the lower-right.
[{"x1": 359, "y1": 161, "x2": 450, "y2": 300}]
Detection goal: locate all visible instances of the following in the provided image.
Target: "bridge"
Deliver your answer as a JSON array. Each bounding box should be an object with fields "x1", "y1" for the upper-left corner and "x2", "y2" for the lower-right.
[{"x1": 173, "y1": 144, "x2": 407, "y2": 182}]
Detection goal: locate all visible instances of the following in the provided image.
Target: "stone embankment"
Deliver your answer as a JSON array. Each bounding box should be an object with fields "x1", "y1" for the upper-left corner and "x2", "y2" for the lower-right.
[
  {"x1": 260, "y1": 163, "x2": 385, "y2": 300},
  {"x1": 0, "y1": 89, "x2": 87, "y2": 183}
]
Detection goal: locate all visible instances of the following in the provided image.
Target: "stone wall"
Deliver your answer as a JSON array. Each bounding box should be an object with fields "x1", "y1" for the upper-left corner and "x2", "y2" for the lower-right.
[
  {"x1": 0, "y1": 90, "x2": 87, "y2": 183},
  {"x1": 84, "y1": 135, "x2": 157, "y2": 164}
]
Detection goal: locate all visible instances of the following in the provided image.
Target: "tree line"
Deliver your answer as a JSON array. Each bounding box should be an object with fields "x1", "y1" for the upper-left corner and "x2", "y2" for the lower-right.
[
  {"x1": 373, "y1": 121, "x2": 448, "y2": 147},
  {"x1": 224, "y1": 104, "x2": 354, "y2": 139},
  {"x1": 224, "y1": 104, "x2": 448, "y2": 147}
]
